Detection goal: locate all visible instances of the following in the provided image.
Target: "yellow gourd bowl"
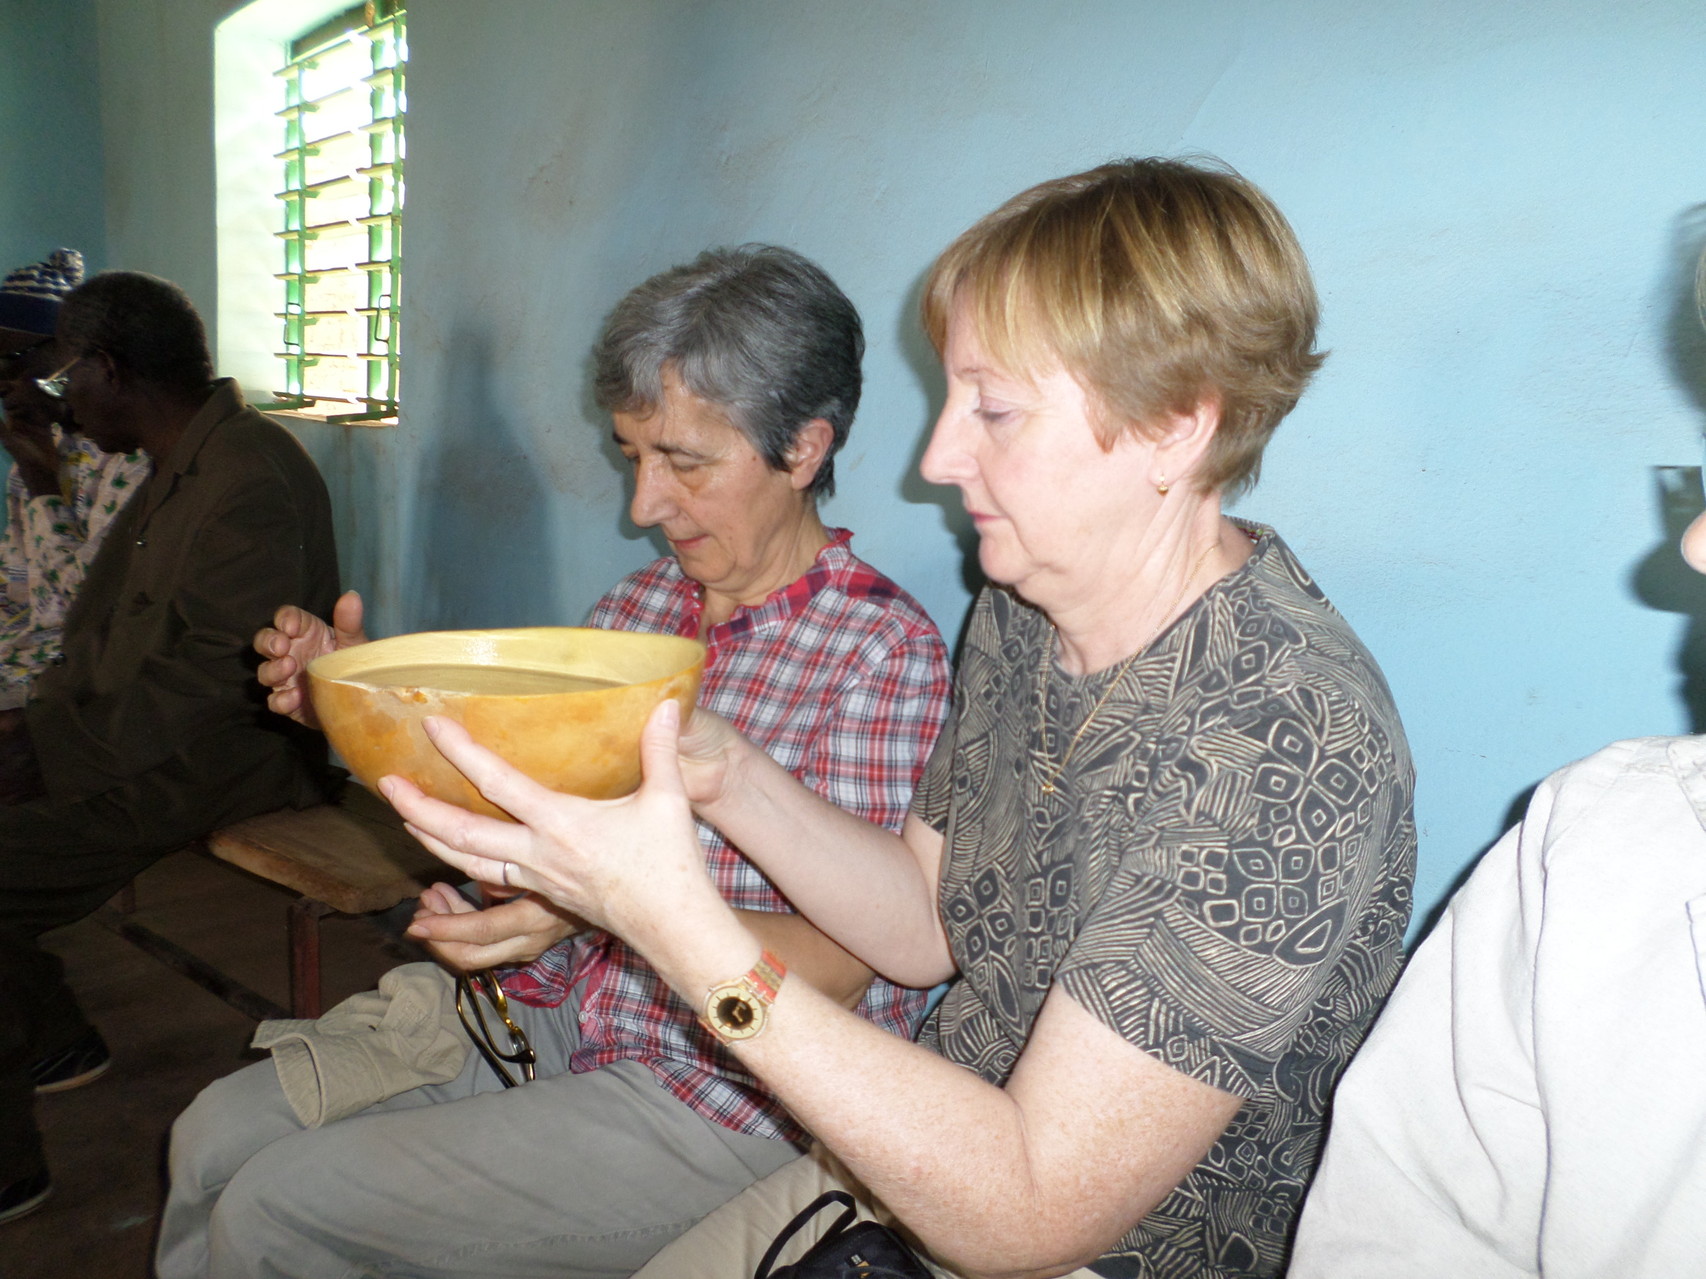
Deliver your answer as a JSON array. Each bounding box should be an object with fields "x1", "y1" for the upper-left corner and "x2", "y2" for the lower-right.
[{"x1": 307, "y1": 627, "x2": 706, "y2": 820}]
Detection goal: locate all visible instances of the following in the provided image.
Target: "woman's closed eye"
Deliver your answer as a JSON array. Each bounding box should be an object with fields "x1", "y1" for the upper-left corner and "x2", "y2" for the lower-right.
[{"x1": 621, "y1": 448, "x2": 703, "y2": 477}]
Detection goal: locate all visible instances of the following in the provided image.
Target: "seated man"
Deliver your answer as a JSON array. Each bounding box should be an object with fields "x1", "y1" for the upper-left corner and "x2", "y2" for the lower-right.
[
  {"x1": 0, "y1": 248, "x2": 148, "y2": 710},
  {"x1": 1289, "y1": 512, "x2": 1706, "y2": 1277},
  {"x1": 159, "y1": 245, "x2": 951, "y2": 1279},
  {"x1": 0, "y1": 271, "x2": 340, "y2": 1225}
]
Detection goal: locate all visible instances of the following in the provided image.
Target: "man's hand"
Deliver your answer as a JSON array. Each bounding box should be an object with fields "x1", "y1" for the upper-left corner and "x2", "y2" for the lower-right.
[
  {"x1": 255, "y1": 590, "x2": 368, "y2": 727},
  {"x1": 405, "y1": 882, "x2": 584, "y2": 973},
  {"x1": 0, "y1": 418, "x2": 61, "y2": 498},
  {"x1": 0, "y1": 712, "x2": 44, "y2": 806}
]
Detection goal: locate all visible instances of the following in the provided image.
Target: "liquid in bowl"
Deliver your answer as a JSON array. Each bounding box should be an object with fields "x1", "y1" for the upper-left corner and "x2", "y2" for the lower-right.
[{"x1": 352, "y1": 664, "x2": 621, "y2": 697}]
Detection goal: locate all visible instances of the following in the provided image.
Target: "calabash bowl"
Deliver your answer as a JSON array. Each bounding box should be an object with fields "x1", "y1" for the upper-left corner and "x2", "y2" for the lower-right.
[{"x1": 307, "y1": 627, "x2": 706, "y2": 820}]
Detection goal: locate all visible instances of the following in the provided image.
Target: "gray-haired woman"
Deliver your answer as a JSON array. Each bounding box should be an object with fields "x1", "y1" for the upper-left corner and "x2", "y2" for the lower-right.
[{"x1": 156, "y1": 245, "x2": 951, "y2": 1279}]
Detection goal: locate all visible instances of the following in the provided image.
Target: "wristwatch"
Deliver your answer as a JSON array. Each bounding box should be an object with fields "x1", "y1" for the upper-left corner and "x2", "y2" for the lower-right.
[{"x1": 702, "y1": 950, "x2": 787, "y2": 1042}]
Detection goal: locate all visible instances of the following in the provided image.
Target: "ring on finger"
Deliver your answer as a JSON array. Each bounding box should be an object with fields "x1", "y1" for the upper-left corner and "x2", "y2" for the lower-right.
[{"x1": 501, "y1": 862, "x2": 512, "y2": 888}]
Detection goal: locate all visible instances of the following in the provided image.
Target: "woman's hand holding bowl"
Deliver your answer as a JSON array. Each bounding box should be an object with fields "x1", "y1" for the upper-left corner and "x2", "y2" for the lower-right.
[{"x1": 378, "y1": 699, "x2": 721, "y2": 952}]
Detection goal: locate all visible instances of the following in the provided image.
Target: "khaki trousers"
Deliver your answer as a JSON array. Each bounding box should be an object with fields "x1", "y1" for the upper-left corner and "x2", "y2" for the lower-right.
[{"x1": 158, "y1": 984, "x2": 802, "y2": 1279}]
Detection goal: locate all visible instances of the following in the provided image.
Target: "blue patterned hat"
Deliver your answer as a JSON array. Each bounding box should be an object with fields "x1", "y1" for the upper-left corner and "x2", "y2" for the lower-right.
[{"x1": 0, "y1": 248, "x2": 86, "y2": 337}]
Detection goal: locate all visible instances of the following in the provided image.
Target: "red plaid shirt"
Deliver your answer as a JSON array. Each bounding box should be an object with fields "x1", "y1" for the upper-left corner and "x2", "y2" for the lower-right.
[{"x1": 501, "y1": 529, "x2": 951, "y2": 1141}]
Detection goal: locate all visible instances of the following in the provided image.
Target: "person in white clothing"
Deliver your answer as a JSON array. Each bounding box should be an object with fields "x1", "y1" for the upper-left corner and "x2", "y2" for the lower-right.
[{"x1": 1289, "y1": 510, "x2": 1706, "y2": 1277}]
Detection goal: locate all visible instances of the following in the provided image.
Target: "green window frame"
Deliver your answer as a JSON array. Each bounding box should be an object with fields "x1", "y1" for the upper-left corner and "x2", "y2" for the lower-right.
[{"x1": 275, "y1": 0, "x2": 405, "y2": 421}]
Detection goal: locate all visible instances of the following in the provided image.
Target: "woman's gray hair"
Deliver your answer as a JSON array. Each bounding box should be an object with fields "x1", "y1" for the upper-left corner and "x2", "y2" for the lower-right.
[{"x1": 592, "y1": 245, "x2": 863, "y2": 500}]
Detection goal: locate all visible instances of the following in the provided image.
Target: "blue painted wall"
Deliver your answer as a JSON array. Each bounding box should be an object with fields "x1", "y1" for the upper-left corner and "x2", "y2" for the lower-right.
[{"x1": 71, "y1": 0, "x2": 1706, "y2": 933}]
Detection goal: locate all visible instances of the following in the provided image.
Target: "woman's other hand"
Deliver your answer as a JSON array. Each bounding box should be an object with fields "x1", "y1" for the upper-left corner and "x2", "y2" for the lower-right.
[
  {"x1": 380, "y1": 700, "x2": 716, "y2": 947},
  {"x1": 406, "y1": 881, "x2": 584, "y2": 973},
  {"x1": 254, "y1": 589, "x2": 368, "y2": 727}
]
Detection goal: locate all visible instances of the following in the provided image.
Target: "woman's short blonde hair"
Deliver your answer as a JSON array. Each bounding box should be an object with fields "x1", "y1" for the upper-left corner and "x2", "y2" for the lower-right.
[{"x1": 921, "y1": 156, "x2": 1325, "y2": 495}]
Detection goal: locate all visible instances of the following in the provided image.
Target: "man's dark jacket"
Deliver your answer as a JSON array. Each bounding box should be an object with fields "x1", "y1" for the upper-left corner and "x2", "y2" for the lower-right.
[{"x1": 23, "y1": 379, "x2": 340, "y2": 839}]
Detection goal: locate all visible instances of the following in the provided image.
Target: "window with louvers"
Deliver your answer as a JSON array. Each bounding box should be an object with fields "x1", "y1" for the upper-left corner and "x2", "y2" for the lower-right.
[{"x1": 275, "y1": 1, "x2": 405, "y2": 421}]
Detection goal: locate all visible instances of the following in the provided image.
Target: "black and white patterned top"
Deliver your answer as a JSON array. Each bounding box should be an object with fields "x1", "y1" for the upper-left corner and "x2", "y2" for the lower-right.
[{"x1": 914, "y1": 523, "x2": 1416, "y2": 1279}]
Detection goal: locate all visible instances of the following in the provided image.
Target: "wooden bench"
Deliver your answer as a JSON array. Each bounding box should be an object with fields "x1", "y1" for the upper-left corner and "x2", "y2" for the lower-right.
[
  {"x1": 105, "y1": 783, "x2": 445, "y2": 1021},
  {"x1": 202, "y1": 784, "x2": 446, "y2": 1018}
]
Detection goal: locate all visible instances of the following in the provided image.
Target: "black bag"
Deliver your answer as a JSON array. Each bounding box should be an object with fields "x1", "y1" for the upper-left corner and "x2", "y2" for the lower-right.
[{"x1": 754, "y1": 1190, "x2": 934, "y2": 1279}]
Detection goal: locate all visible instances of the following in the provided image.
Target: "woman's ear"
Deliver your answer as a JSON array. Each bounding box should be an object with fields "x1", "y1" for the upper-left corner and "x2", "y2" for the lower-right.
[
  {"x1": 785, "y1": 419, "x2": 835, "y2": 491},
  {"x1": 1149, "y1": 397, "x2": 1222, "y2": 486}
]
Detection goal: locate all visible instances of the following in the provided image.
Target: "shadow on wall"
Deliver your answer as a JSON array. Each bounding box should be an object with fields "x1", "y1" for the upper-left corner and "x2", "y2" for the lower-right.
[
  {"x1": 1409, "y1": 781, "x2": 1541, "y2": 945},
  {"x1": 1663, "y1": 204, "x2": 1706, "y2": 419},
  {"x1": 410, "y1": 328, "x2": 564, "y2": 629},
  {"x1": 895, "y1": 270, "x2": 983, "y2": 611},
  {"x1": 1416, "y1": 207, "x2": 1706, "y2": 949},
  {"x1": 577, "y1": 342, "x2": 672, "y2": 562},
  {"x1": 1634, "y1": 205, "x2": 1706, "y2": 730},
  {"x1": 1633, "y1": 465, "x2": 1706, "y2": 729}
]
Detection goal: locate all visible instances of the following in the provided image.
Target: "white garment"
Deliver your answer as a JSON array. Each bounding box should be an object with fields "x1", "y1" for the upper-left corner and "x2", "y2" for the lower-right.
[{"x1": 1291, "y1": 736, "x2": 1706, "y2": 1278}]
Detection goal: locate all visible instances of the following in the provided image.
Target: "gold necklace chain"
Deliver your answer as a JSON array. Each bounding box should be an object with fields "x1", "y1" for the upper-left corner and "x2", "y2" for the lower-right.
[{"x1": 1035, "y1": 540, "x2": 1219, "y2": 795}]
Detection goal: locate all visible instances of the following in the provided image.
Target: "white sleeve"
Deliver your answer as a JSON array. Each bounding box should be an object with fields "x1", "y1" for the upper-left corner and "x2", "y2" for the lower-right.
[
  {"x1": 1292, "y1": 738, "x2": 1706, "y2": 1279},
  {"x1": 1288, "y1": 809, "x2": 1544, "y2": 1279}
]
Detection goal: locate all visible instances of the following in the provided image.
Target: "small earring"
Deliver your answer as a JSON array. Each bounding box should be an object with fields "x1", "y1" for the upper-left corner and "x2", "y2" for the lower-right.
[{"x1": 1156, "y1": 477, "x2": 1170, "y2": 497}]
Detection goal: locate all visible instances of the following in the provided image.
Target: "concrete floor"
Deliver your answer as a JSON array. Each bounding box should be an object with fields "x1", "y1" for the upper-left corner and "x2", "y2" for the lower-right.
[{"x1": 6, "y1": 849, "x2": 407, "y2": 1278}]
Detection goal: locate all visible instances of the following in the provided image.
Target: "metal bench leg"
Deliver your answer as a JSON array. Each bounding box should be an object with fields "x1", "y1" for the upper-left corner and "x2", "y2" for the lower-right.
[{"x1": 288, "y1": 897, "x2": 335, "y2": 1018}]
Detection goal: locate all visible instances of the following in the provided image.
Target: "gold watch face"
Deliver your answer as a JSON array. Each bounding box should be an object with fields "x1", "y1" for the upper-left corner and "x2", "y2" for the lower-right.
[{"x1": 706, "y1": 982, "x2": 767, "y2": 1040}]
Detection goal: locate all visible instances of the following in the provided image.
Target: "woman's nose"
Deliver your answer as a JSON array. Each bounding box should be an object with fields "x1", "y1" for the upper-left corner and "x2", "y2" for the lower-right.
[
  {"x1": 919, "y1": 407, "x2": 970, "y2": 487},
  {"x1": 629, "y1": 461, "x2": 675, "y2": 528}
]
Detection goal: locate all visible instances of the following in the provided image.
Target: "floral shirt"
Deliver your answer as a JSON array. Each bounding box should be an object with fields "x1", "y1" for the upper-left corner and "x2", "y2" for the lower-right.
[{"x1": 0, "y1": 430, "x2": 148, "y2": 709}]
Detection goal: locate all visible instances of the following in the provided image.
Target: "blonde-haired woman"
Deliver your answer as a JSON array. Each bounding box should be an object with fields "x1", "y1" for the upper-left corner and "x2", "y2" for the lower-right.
[{"x1": 393, "y1": 157, "x2": 1416, "y2": 1279}]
